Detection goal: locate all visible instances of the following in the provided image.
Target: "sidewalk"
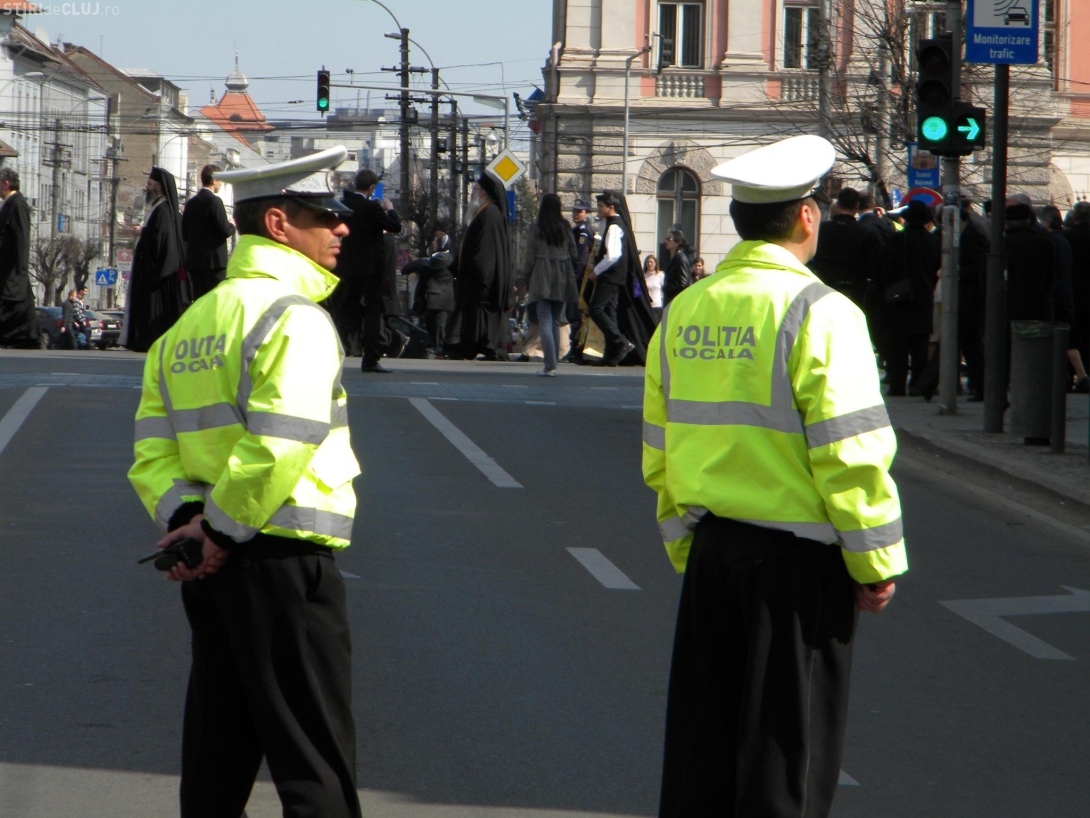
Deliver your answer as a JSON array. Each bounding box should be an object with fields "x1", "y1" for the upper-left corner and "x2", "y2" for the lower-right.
[{"x1": 886, "y1": 391, "x2": 1090, "y2": 506}]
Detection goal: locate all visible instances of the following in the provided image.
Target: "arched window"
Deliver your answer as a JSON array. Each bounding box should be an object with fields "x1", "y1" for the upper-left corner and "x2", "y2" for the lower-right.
[{"x1": 657, "y1": 167, "x2": 700, "y2": 264}]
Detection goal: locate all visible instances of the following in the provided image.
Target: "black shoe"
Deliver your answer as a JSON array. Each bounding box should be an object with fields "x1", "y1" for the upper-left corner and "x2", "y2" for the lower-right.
[
  {"x1": 603, "y1": 339, "x2": 636, "y2": 366},
  {"x1": 362, "y1": 363, "x2": 392, "y2": 373},
  {"x1": 1074, "y1": 376, "x2": 1090, "y2": 394}
]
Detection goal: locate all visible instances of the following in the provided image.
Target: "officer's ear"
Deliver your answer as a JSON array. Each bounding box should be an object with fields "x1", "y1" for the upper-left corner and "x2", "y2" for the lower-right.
[
  {"x1": 263, "y1": 204, "x2": 292, "y2": 244},
  {"x1": 798, "y1": 198, "x2": 820, "y2": 241}
]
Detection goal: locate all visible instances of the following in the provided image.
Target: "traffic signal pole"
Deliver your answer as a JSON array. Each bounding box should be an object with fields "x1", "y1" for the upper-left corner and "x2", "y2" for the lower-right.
[
  {"x1": 983, "y1": 64, "x2": 1010, "y2": 433},
  {"x1": 937, "y1": 0, "x2": 963, "y2": 416}
]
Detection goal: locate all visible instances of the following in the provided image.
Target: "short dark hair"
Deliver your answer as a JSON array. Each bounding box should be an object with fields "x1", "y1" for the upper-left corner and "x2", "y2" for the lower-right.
[
  {"x1": 0, "y1": 167, "x2": 20, "y2": 190},
  {"x1": 729, "y1": 198, "x2": 808, "y2": 242},
  {"x1": 835, "y1": 187, "x2": 860, "y2": 211},
  {"x1": 666, "y1": 228, "x2": 686, "y2": 247},
  {"x1": 233, "y1": 197, "x2": 304, "y2": 237},
  {"x1": 200, "y1": 164, "x2": 221, "y2": 186},
  {"x1": 355, "y1": 169, "x2": 379, "y2": 191},
  {"x1": 1038, "y1": 205, "x2": 1064, "y2": 231},
  {"x1": 858, "y1": 192, "x2": 875, "y2": 210},
  {"x1": 596, "y1": 190, "x2": 622, "y2": 209},
  {"x1": 1072, "y1": 201, "x2": 1090, "y2": 224}
]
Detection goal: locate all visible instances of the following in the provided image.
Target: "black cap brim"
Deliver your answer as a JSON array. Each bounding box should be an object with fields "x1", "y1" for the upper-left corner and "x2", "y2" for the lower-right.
[{"x1": 293, "y1": 196, "x2": 352, "y2": 216}]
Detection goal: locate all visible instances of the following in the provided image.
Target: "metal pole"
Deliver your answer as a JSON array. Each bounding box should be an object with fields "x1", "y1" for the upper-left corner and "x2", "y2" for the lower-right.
[
  {"x1": 983, "y1": 64, "x2": 1009, "y2": 433},
  {"x1": 399, "y1": 27, "x2": 411, "y2": 214},
  {"x1": 427, "y1": 66, "x2": 440, "y2": 250},
  {"x1": 623, "y1": 46, "x2": 651, "y2": 196},
  {"x1": 937, "y1": 0, "x2": 962, "y2": 415},
  {"x1": 875, "y1": 35, "x2": 890, "y2": 204},
  {"x1": 817, "y1": 0, "x2": 830, "y2": 139},
  {"x1": 449, "y1": 99, "x2": 460, "y2": 231},
  {"x1": 1051, "y1": 325, "x2": 1069, "y2": 453},
  {"x1": 461, "y1": 117, "x2": 470, "y2": 228}
]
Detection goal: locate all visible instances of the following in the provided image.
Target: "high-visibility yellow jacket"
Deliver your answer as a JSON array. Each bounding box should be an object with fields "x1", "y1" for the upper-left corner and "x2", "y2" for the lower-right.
[
  {"x1": 128, "y1": 235, "x2": 360, "y2": 549},
  {"x1": 642, "y1": 240, "x2": 907, "y2": 584}
]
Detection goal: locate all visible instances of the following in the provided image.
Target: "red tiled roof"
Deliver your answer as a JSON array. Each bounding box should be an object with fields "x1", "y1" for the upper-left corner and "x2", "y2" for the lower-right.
[
  {"x1": 200, "y1": 91, "x2": 273, "y2": 134},
  {"x1": 0, "y1": 139, "x2": 18, "y2": 158}
]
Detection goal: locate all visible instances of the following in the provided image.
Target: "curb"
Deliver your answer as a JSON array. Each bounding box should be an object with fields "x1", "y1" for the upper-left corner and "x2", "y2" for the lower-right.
[{"x1": 894, "y1": 425, "x2": 1090, "y2": 508}]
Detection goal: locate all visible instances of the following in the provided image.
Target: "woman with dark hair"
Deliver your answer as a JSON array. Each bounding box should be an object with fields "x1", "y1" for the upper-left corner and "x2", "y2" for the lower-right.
[
  {"x1": 524, "y1": 192, "x2": 578, "y2": 375},
  {"x1": 662, "y1": 228, "x2": 692, "y2": 305}
]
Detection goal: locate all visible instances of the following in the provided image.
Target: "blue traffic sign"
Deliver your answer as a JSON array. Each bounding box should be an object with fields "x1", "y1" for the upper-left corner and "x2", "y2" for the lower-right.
[
  {"x1": 907, "y1": 143, "x2": 941, "y2": 189},
  {"x1": 965, "y1": 0, "x2": 1039, "y2": 65},
  {"x1": 94, "y1": 268, "x2": 118, "y2": 286}
]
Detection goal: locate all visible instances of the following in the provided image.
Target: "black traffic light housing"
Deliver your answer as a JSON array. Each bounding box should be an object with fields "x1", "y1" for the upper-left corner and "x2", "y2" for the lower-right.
[
  {"x1": 316, "y1": 69, "x2": 331, "y2": 114},
  {"x1": 914, "y1": 35, "x2": 985, "y2": 157}
]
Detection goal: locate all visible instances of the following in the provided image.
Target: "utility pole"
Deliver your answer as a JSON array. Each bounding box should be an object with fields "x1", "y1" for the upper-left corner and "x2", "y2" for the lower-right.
[
  {"x1": 937, "y1": 0, "x2": 962, "y2": 415},
  {"x1": 426, "y1": 66, "x2": 440, "y2": 248},
  {"x1": 984, "y1": 64, "x2": 1010, "y2": 432},
  {"x1": 816, "y1": 0, "x2": 831, "y2": 139},
  {"x1": 106, "y1": 136, "x2": 123, "y2": 308},
  {"x1": 461, "y1": 117, "x2": 470, "y2": 231},
  {"x1": 44, "y1": 118, "x2": 70, "y2": 240},
  {"x1": 449, "y1": 98, "x2": 460, "y2": 231},
  {"x1": 875, "y1": 36, "x2": 891, "y2": 205},
  {"x1": 392, "y1": 28, "x2": 411, "y2": 214}
]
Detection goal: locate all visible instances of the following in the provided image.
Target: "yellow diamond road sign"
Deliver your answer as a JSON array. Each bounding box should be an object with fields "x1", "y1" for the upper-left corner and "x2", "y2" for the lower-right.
[{"x1": 486, "y1": 149, "x2": 526, "y2": 189}]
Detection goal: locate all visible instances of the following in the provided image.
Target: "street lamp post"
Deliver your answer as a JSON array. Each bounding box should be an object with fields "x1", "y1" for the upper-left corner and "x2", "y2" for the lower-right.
[{"x1": 623, "y1": 44, "x2": 652, "y2": 196}]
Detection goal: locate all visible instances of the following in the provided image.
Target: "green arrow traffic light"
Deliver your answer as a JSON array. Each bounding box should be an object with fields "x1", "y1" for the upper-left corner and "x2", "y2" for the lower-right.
[
  {"x1": 921, "y1": 116, "x2": 948, "y2": 143},
  {"x1": 958, "y1": 117, "x2": 981, "y2": 141}
]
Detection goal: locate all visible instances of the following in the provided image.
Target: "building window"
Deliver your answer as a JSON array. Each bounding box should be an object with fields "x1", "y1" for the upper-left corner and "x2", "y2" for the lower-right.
[
  {"x1": 1044, "y1": 0, "x2": 1058, "y2": 80},
  {"x1": 659, "y1": 2, "x2": 703, "y2": 69},
  {"x1": 657, "y1": 168, "x2": 700, "y2": 262},
  {"x1": 783, "y1": 3, "x2": 821, "y2": 70}
]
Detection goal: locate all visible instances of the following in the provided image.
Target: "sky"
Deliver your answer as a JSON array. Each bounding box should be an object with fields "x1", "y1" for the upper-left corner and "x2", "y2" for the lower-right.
[{"x1": 25, "y1": 0, "x2": 554, "y2": 142}]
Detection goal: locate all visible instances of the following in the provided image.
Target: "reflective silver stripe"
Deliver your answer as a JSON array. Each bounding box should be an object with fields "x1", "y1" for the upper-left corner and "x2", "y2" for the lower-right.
[
  {"x1": 738, "y1": 517, "x2": 838, "y2": 543},
  {"x1": 668, "y1": 399, "x2": 804, "y2": 435},
  {"x1": 135, "y1": 416, "x2": 176, "y2": 442},
  {"x1": 658, "y1": 506, "x2": 708, "y2": 542},
  {"x1": 237, "y1": 295, "x2": 330, "y2": 420},
  {"x1": 331, "y1": 401, "x2": 348, "y2": 429},
  {"x1": 805, "y1": 404, "x2": 891, "y2": 449},
  {"x1": 248, "y1": 411, "x2": 330, "y2": 445},
  {"x1": 838, "y1": 518, "x2": 903, "y2": 553},
  {"x1": 204, "y1": 495, "x2": 260, "y2": 543},
  {"x1": 154, "y1": 479, "x2": 207, "y2": 530},
  {"x1": 771, "y1": 281, "x2": 835, "y2": 411},
  {"x1": 659, "y1": 302, "x2": 672, "y2": 401},
  {"x1": 643, "y1": 421, "x2": 666, "y2": 450},
  {"x1": 171, "y1": 402, "x2": 244, "y2": 434},
  {"x1": 268, "y1": 505, "x2": 354, "y2": 540}
]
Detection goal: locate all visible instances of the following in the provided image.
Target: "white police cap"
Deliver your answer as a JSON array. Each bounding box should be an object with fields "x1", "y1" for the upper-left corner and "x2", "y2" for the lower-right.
[
  {"x1": 710, "y1": 135, "x2": 836, "y2": 205},
  {"x1": 215, "y1": 146, "x2": 351, "y2": 215}
]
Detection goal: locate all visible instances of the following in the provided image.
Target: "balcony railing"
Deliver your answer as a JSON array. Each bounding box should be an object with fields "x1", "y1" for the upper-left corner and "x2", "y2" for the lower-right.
[
  {"x1": 655, "y1": 73, "x2": 706, "y2": 99},
  {"x1": 779, "y1": 73, "x2": 820, "y2": 103}
]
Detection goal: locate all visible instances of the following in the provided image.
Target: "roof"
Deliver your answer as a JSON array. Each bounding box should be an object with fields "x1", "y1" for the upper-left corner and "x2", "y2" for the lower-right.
[
  {"x1": 0, "y1": 138, "x2": 18, "y2": 158},
  {"x1": 5, "y1": 24, "x2": 106, "y2": 92},
  {"x1": 200, "y1": 90, "x2": 273, "y2": 136},
  {"x1": 120, "y1": 68, "x2": 163, "y2": 79}
]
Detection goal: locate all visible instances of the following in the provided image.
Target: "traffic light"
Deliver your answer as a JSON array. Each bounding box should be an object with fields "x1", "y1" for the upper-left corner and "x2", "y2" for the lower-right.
[
  {"x1": 316, "y1": 69, "x2": 331, "y2": 114},
  {"x1": 914, "y1": 36, "x2": 985, "y2": 157}
]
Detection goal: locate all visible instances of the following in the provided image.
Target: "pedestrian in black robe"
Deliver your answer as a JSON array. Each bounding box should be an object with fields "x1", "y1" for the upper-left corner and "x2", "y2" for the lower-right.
[
  {"x1": 123, "y1": 167, "x2": 189, "y2": 352},
  {"x1": 0, "y1": 167, "x2": 41, "y2": 348},
  {"x1": 611, "y1": 193, "x2": 657, "y2": 365},
  {"x1": 446, "y1": 172, "x2": 513, "y2": 360}
]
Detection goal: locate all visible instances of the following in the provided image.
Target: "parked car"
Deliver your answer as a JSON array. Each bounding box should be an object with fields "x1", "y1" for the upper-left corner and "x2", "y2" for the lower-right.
[
  {"x1": 84, "y1": 309, "x2": 121, "y2": 349},
  {"x1": 34, "y1": 306, "x2": 65, "y2": 349}
]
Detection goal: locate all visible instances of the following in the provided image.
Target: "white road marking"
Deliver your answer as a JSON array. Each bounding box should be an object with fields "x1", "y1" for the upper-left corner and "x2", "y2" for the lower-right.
[
  {"x1": 429, "y1": 396, "x2": 458, "y2": 401},
  {"x1": 590, "y1": 386, "x2": 619, "y2": 391},
  {"x1": 501, "y1": 384, "x2": 529, "y2": 389},
  {"x1": 839, "y1": 770, "x2": 860, "y2": 786},
  {"x1": 940, "y1": 586, "x2": 1090, "y2": 660},
  {"x1": 408, "y1": 397, "x2": 522, "y2": 489},
  {"x1": 621, "y1": 405, "x2": 641, "y2": 410},
  {"x1": 526, "y1": 400, "x2": 556, "y2": 406},
  {"x1": 339, "y1": 570, "x2": 360, "y2": 580},
  {"x1": 0, "y1": 387, "x2": 48, "y2": 457},
  {"x1": 411, "y1": 381, "x2": 439, "y2": 385},
  {"x1": 567, "y1": 548, "x2": 640, "y2": 590}
]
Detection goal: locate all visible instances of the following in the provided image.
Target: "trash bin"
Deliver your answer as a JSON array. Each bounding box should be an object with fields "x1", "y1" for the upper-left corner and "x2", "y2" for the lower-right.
[{"x1": 1009, "y1": 321, "x2": 1068, "y2": 444}]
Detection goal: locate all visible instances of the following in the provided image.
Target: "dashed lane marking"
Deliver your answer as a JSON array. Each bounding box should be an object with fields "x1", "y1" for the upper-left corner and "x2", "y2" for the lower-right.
[
  {"x1": 526, "y1": 401, "x2": 556, "y2": 406},
  {"x1": 408, "y1": 397, "x2": 523, "y2": 489},
  {"x1": 0, "y1": 387, "x2": 49, "y2": 457},
  {"x1": 839, "y1": 770, "x2": 859, "y2": 786},
  {"x1": 566, "y1": 548, "x2": 640, "y2": 590}
]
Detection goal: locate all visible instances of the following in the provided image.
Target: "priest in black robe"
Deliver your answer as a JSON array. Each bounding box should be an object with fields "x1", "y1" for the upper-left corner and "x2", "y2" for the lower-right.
[
  {"x1": 446, "y1": 171, "x2": 513, "y2": 360},
  {"x1": 122, "y1": 167, "x2": 189, "y2": 352},
  {"x1": 0, "y1": 167, "x2": 41, "y2": 348},
  {"x1": 613, "y1": 192, "x2": 658, "y2": 365}
]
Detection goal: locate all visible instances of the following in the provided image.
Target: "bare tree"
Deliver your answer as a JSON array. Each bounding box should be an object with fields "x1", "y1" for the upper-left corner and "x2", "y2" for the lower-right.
[
  {"x1": 67, "y1": 238, "x2": 104, "y2": 292},
  {"x1": 31, "y1": 236, "x2": 75, "y2": 307}
]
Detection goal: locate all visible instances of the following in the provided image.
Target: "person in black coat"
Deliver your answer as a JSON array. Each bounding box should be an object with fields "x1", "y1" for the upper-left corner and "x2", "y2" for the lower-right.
[
  {"x1": 182, "y1": 164, "x2": 235, "y2": 300},
  {"x1": 333, "y1": 169, "x2": 406, "y2": 371},
  {"x1": 1063, "y1": 201, "x2": 1090, "y2": 371},
  {"x1": 958, "y1": 201, "x2": 990, "y2": 401},
  {"x1": 662, "y1": 227, "x2": 692, "y2": 305},
  {"x1": 808, "y1": 187, "x2": 882, "y2": 309},
  {"x1": 404, "y1": 231, "x2": 455, "y2": 353},
  {"x1": 445, "y1": 171, "x2": 513, "y2": 361},
  {"x1": 0, "y1": 167, "x2": 41, "y2": 348},
  {"x1": 1040, "y1": 204, "x2": 1090, "y2": 390},
  {"x1": 1005, "y1": 194, "x2": 1055, "y2": 323},
  {"x1": 880, "y1": 201, "x2": 940, "y2": 396},
  {"x1": 123, "y1": 167, "x2": 189, "y2": 353}
]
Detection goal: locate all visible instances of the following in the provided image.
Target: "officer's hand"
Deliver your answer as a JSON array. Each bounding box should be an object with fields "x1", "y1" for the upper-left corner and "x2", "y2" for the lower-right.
[
  {"x1": 857, "y1": 580, "x2": 895, "y2": 613},
  {"x1": 156, "y1": 514, "x2": 229, "y2": 582}
]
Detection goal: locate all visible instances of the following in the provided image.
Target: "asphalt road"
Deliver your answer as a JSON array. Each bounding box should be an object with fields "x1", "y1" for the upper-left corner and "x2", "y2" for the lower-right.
[{"x1": 1, "y1": 349, "x2": 1089, "y2": 817}]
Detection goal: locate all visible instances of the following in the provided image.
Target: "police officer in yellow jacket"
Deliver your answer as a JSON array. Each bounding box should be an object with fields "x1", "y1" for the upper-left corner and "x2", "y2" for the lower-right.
[
  {"x1": 129, "y1": 147, "x2": 362, "y2": 818},
  {"x1": 644, "y1": 136, "x2": 906, "y2": 817}
]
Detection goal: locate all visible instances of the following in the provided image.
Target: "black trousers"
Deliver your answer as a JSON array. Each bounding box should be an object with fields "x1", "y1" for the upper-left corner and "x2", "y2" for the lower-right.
[
  {"x1": 588, "y1": 278, "x2": 625, "y2": 352},
  {"x1": 424, "y1": 308, "x2": 448, "y2": 350},
  {"x1": 188, "y1": 268, "x2": 226, "y2": 301},
  {"x1": 180, "y1": 539, "x2": 361, "y2": 818},
  {"x1": 659, "y1": 516, "x2": 857, "y2": 818},
  {"x1": 885, "y1": 331, "x2": 930, "y2": 395},
  {"x1": 959, "y1": 321, "x2": 985, "y2": 398},
  {"x1": 361, "y1": 278, "x2": 399, "y2": 367}
]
